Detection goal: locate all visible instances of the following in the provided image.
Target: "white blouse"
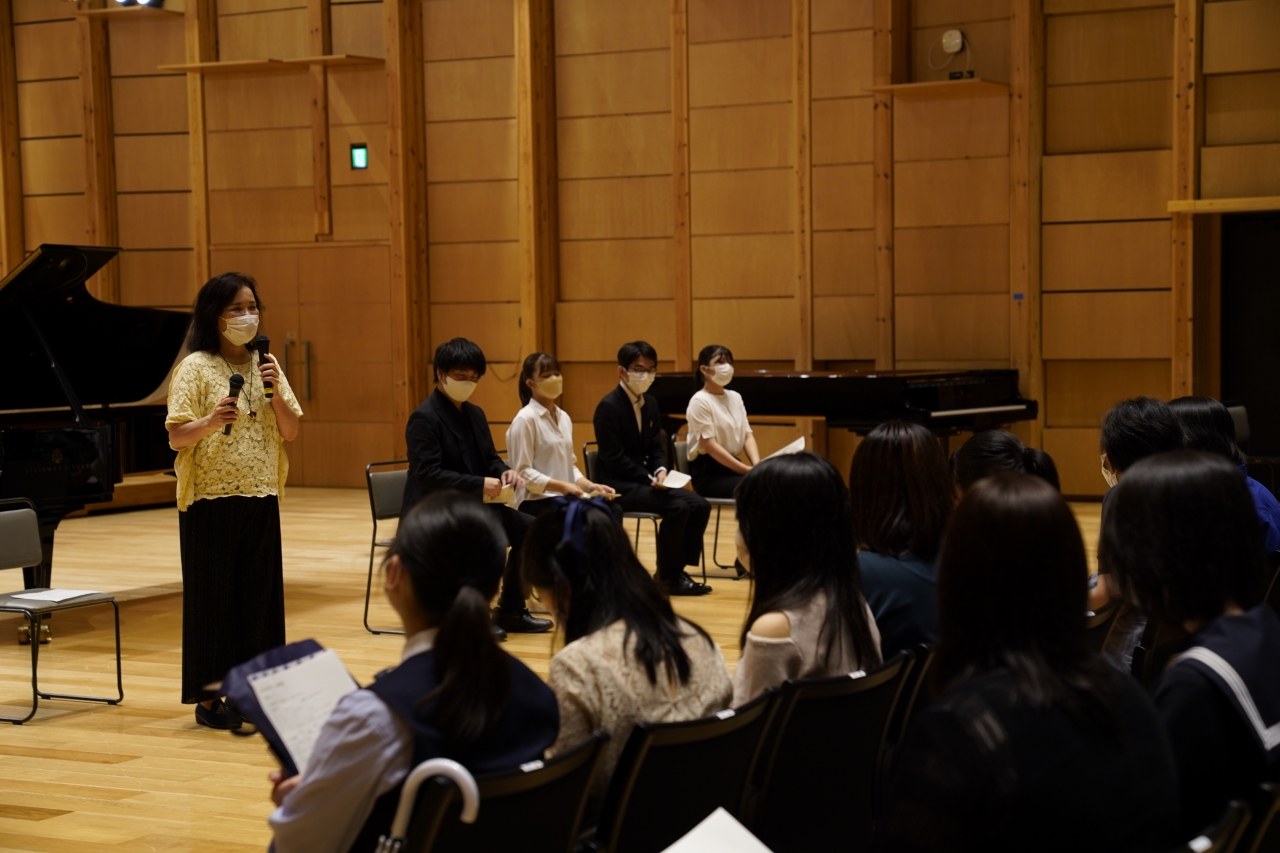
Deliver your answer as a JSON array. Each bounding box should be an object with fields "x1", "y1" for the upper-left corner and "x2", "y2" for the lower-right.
[
  {"x1": 506, "y1": 398, "x2": 585, "y2": 505},
  {"x1": 686, "y1": 388, "x2": 752, "y2": 459}
]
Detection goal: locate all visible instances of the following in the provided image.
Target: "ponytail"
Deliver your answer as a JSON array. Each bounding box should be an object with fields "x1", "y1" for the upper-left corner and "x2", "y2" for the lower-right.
[
  {"x1": 428, "y1": 583, "x2": 512, "y2": 744},
  {"x1": 952, "y1": 430, "x2": 1061, "y2": 493},
  {"x1": 1022, "y1": 447, "x2": 1062, "y2": 492}
]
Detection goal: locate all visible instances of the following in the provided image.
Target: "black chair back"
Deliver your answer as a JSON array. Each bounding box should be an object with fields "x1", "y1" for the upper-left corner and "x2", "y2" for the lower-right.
[
  {"x1": 594, "y1": 690, "x2": 778, "y2": 853},
  {"x1": 1084, "y1": 596, "x2": 1122, "y2": 656},
  {"x1": 877, "y1": 644, "x2": 936, "y2": 812},
  {"x1": 748, "y1": 652, "x2": 914, "y2": 853},
  {"x1": 1132, "y1": 618, "x2": 1190, "y2": 689},
  {"x1": 402, "y1": 732, "x2": 609, "y2": 853}
]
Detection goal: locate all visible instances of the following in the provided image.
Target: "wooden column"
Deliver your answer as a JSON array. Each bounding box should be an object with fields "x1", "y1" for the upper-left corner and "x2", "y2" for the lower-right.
[
  {"x1": 385, "y1": 0, "x2": 428, "y2": 456},
  {"x1": 792, "y1": 0, "x2": 812, "y2": 373},
  {"x1": 79, "y1": 0, "x2": 118, "y2": 302},
  {"x1": 671, "y1": 0, "x2": 693, "y2": 371},
  {"x1": 309, "y1": 0, "x2": 332, "y2": 238},
  {"x1": 516, "y1": 0, "x2": 559, "y2": 359},
  {"x1": 1010, "y1": 0, "x2": 1044, "y2": 445},
  {"x1": 185, "y1": 0, "x2": 217, "y2": 287},
  {"x1": 0, "y1": 0, "x2": 23, "y2": 274},
  {"x1": 1171, "y1": 0, "x2": 1203, "y2": 398},
  {"x1": 871, "y1": 0, "x2": 907, "y2": 370}
]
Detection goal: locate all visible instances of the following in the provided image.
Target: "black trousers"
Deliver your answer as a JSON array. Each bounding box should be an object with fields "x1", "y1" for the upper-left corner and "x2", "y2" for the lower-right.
[
  {"x1": 179, "y1": 495, "x2": 286, "y2": 704},
  {"x1": 690, "y1": 455, "x2": 743, "y2": 499},
  {"x1": 491, "y1": 504, "x2": 531, "y2": 612},
  {"x1": 613, "y1": 482, "x2": 710, "y2": 582}
]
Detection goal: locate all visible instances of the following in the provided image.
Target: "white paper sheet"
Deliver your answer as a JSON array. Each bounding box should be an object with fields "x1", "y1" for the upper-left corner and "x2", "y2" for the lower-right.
[
  {"x1": 661, "y1": 808, "x2": 775, "y2": 853},
  {"x1": 484, "y1": 484, "x2": 516, "y2": 504},
  {"x1": 764, "y1": 437, "x2": 805, "y2": 460},
  {"x1": 11, "y1": 589, "x2": 100, "y2": 602},
  {"x1": 655, "y1": 470, "x2": 693, "y2": 490},
  {"x1": 248, "y1": 649, "x2": 358, "y2": 775}
]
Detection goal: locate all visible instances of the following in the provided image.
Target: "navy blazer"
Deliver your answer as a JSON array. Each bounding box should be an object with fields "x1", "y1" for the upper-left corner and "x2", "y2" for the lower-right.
[
  {"x1": 592, "y1": 384, "x2": 667, "y2": 486},
  {"x1": 403, "y1": 388, "x2": 508, "y2": 512}
]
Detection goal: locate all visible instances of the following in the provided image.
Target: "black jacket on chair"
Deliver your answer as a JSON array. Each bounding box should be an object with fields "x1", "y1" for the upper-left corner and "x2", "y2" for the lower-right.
[
  {"x1": 403, "y1": 388, "x2": 508, "y2": 513},
  {"x1": 593, "y1": 384, "x2": 668, "y2": 487}
]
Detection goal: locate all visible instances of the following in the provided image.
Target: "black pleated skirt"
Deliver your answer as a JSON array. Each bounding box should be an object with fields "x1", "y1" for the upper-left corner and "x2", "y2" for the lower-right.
[{"x1": 179, "y1": 495, "x2": 286, "y2": 703}]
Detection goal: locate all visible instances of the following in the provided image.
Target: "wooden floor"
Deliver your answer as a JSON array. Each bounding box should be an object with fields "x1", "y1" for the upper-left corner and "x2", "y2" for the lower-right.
[{"x1": 0, "y1": 488, "x2": 1101, "y2": 851}]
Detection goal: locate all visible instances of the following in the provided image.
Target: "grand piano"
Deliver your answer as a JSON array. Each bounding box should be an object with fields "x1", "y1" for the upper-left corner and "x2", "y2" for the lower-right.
[
  {"x1": 649, "y1": 368, "x2": 1038, "y2": 437},
  {"x1": 0, "y1": 245, "x2": 191, "y2": 588}
]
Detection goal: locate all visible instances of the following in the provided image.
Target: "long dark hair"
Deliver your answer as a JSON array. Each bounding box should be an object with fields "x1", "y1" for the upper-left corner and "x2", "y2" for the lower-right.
[
  {"x1": 935, "y1": 472, "x2": 1112, "y2": 721},
  {"x1": 387, "y1": 493, "x2": 511, "y2": 744},
  {"x1": 848, "y1": 421, "x2": 954, "y2": 561},
  {"x1": 521, "y1": 498, "x2": 712, "y2": 686},
  {"x1": 951, "y1": 429, "x2": 1060, "y2": 491},
  {"x1": 1168, "y1": 396, "x2": 1244, "y2": 464},
  {"x1": 1100, "y1": 451, "x2": 1266, "y2": 628},
  {"x1": 518, "y1": 351, "x2": 561, "y2": 406},
  {"x1": 735, "y1": 453, "x2": 881, "y2": 670},
  {"x1": 696, "y1": 344, "x2": 732, "y2": 389},
  {"x1": 188, "y1": 272, "x2": 262, "y2": 354}
]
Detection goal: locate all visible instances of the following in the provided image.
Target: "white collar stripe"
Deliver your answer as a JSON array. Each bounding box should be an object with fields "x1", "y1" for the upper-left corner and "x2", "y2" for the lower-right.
[{"x1": 1170, "y1": 646, "x2": 1280, "y2": 750}]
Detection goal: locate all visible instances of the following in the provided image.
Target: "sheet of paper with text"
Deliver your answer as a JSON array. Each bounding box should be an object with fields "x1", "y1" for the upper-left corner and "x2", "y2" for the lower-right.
[{"x1": 248, "y1": 649, "x2": 358, "y2": 775}]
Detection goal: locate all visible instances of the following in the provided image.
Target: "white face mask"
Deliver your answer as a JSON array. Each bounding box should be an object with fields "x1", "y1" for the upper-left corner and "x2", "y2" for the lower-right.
[
  {"x1": 708, "y1": 363, "x2": 734, "y2": 387},
  {"x1": 221, "y1": 313, "x2": 259, "y2": 347},
  {"x1": 441, "y1": 376, "x2": 477, "y2": 403},
  {"x1": 536, "y1": 375, "x2": 563, "y2": 400},
  {"x1": 1101, "y1": 454, "x2": 1118, "y2": 489},
  {"x1": 626, "y1": 370, "x2": 655, "y2": 395}
]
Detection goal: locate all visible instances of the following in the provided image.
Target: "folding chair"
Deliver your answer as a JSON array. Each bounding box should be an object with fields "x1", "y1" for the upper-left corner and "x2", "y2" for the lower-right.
[
  {"x1": 0, "y1": 498, "x2": 123, "y2": 724},
  {"x1": 673, "y1": 438, "x2": 739, "y2": 582},
  {"x1": 365, "y1": 461, "x2": 409, "y2": 635},
  {"x1": 582, "y1": 442, "x2": 659, "y2": 550}
]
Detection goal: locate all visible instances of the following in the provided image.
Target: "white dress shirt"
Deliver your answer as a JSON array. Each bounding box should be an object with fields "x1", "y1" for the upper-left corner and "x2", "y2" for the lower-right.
[
  {"x1": 685, "y1": 388, "x2": 752, "y2": 459},
  {"x1": 506, "y1": 398, "x2": 585, "y2": 505},
  {"x1": 268, "y1": 629, "x2": 438, "y2": 853}
]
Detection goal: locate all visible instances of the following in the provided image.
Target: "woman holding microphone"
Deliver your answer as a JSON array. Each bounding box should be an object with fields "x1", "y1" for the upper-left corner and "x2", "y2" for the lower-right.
[
  {"x1": 166, "y1": 272, "x2": 303, "y2": 729},
  {"x1": 507, "y1": 352, "x2": 613, "y2": 518},
  {"x1": 686, "y1": 344, "x2": 759, "y2": 498}
]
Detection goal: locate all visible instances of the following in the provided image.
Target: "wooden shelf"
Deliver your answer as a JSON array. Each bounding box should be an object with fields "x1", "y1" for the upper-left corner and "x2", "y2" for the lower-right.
[
  {"x1": 863, "y1": 79, "x2": 1009, "y2": 99},
  {"x1": 1167, "y1": 196, "x2": 1280, "y2": 214},
  {"x1": 158, "y1": 55, "x2": 382, "y2": 74},
  {"x1": 76, "y1": 5, "x2": 182, "y2": 18}
]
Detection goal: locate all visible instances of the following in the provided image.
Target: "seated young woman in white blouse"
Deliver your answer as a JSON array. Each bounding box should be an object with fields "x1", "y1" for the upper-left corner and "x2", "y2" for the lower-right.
[
  {"x1": 506, "y1": 352, "x2": 613, "y2": 518},
  {"x1": 685, "y1": 344, "x2": 760, "y2": 499}
]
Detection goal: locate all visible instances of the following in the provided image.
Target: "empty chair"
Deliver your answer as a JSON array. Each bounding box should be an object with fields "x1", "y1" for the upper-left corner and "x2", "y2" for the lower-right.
[
  {"x1": 746, "y1": 652, "x2": 913, "y2": 853},
  {"x1": 588, "y1": 689, "x2": 777, "y2": 853},
  {"x1": 1084, "y1": 596, "x2": 1123, "y2": 656},
  {"x1": 364, "y1": 460, "x2": 408, "y2": 635}
]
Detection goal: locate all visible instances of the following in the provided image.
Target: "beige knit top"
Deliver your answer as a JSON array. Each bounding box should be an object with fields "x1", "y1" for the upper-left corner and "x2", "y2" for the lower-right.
[
  {"x1": 546, "y1": 618, "x2": 734, "y2": 807},
  {"x1": 731, "y1": 591, "x2": 882, "y2": 707}
]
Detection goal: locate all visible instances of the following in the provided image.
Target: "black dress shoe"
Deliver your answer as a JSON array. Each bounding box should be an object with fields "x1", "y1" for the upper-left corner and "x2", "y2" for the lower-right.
[
  {"x1": 491, "y1": 623, "x2": 508, "y2": 642},
  {"x1": 666, "y1": 573, "x2": 712, "y2": 596},
  {"x1": 495, "y1": 608, "x2": 554, "y2": 634},
  {"x1": 195, "y1": 699, "x2": 243, "y2": 730}
]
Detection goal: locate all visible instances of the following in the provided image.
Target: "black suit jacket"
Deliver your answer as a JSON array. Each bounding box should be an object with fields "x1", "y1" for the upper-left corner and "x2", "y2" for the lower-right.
[
  {"x1": 403, "y1": 388, "x2": 507, "y2": 512},
  {"x1": 593, "y1": 384, "x2": 667, "y2": 486}
]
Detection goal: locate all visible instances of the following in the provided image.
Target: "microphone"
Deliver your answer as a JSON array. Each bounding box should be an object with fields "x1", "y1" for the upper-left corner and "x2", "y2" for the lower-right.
[
  {"x1": 224, "y1": 373, "x2": 244, "y2": 436},
  {"x1": 255, "y1": 334, "x2": 273, "y2": 399}
]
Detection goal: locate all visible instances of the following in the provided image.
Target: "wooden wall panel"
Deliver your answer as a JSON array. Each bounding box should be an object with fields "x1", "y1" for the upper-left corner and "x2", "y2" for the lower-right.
[
  {"x1": 424, "y1": 57, "x2": 516, "y2": 121},
  {"x1": 297, "y1": 245, "x2": 390, "y2": 302},
  {"x1": 688, "y1": 0, "x2": 791, "y2": 43},
  {"x1": 1206, "y1": 72, "x2": 1280, "y2": 146},
  {"x1": 691, "y1": 169, "x2": 793, "y2": 234},
  {"x1": 118, "y1": 192, "x2": 191, "y2": 249},
  {"x1": 205, "y1": 72, "x2": 310, "y2": 131},
  {"x1": 914, "y1": 0, "x2": 1010, "y2": 27},
  {"x1": 119, "y1": 250, "x2": 196, "y2": 307},
  {"x1": 1043, "y1": 0, "x2": 1173, "y2": 12},
  {"x1": 895, "y1": 294, "x2": 1010, "y2": 361},
  {"x1": 1042, "y1": 290, "x2": 1172, "y2": 359},
  {"x1": 556, "y1": 299, "x2": 676, "y2": 361},
  {"x1": 812, "y1": 29, "x2": 873, "y2": 98},
  {"x1": 555, "y1": 51, "x2": 670, "y2": 117},
  {"x1": 691, "y1": 233, "x2": 794, "y2": 297},
  {"x1": 559, "y1": 239, "x2": 673, "y2": 301},
  {"x1": 688, "y1": 38, "x2": 791, "y2": 107},
  {"x1": 893, "y1": 94, "x2": 1008, "y2": 162},
  {"x1": 813, "y1": 229, "x2": 875, "y2": 296},
  {"x1": 813, "y1": 163, "x2": 873, "y2": 230},
  {"x1": 555, "y1": 0, "x2": 669, "y2": 54},
  {"x1": 559, "y1": 176, "x2": 672, "y2": 239},
  {"x1": 11, "y1": 0, "x2": 74, "y2": 24},
  {"x1": 689, "y1": 103, "x2": 791, "y2": 171},
  {"x1": 218, "y1": 0, "x2": 305, "y2": 14},
  {"x1": 1045, "y1": 359, "x2": 1172, "y2": 427},
  {"x1": 209, "y1": 188, "x2": 313, "y2": 244},
  {"x1": 895, "y1": 225, "x2": 1009, "y2": 294},
  {"x1": 1203, "y1": 0, "x2": 1280, "y2": 75},
  {"x1": 423, "y1": 0, "x2": 515, "y2": 61},
  {"x1": 14, "y1": 21, "x2": 76, "y2": 81},
  {"x1": 913, "y1": 20, "x2": 1011, "y2": 83},
  {"x1": 218, "y1": 9, "x2": 310, "y2": 61},
  {"x1": 301, "y1": 423, "x2": 394, "y2": 488},
  {"x1": 425, "y1": 119, "x2": 515, "y2": 182},
  {"x1": 107, "y1": 18, "x2": 185, "y2": 76},
  {"x1": 115, "y1": 135, "x2": 190, "y2": 193},
  {"x1": 429, "y1": 302, "x2": 522, "y2": 363},
  {"x1": 23, "y1": 193, "x2": 85, "y2": 250},
  {"x1": 1042, "y1": 150, "x2": 1172, "y2": 222},
  {"x1": 813, "y1": 295, "x2": 877, "y2": 360},
  {"x1": 329, "y1": 66, "x2": 386, "y2": 125},
  {"x1": 1043, "y1": 427, "x2": 1104, "y2": 496},
  {"x1": 428, "y1": 243, "x2": 522, "y2": 303},
  {"x1": 112, "y1": 76, "x2": 187, "y2": 135},
  {"x1": 463, "y1": 362, "x2": 522, "y2": 425},
  {"x1": 558, "y1": 114, "x2": 672, "y2": 178},
  {"x1": 1046, "y1": 79, "x2": 1172, "y2": 153},
  {"x1": 331, "y1": 2, "x2": 383, "y2": 57},
  {"x1": 1046, "y1": 7, "x2": 1173, "y2": 85},
  {"x1": 895, "y1": 157, "x2": 1010, "y2": 227},
  {"x1": 812, "y1": 0, "x2": 873, "y2": 32},
  {"x1": 20, "y1": 137, "x2": 83, "y2": 195},
  {"x1": 426, "y1": 181, "x2": 518, "y2": 242},
  {"x1": 1042, "y1": 221, "x2": 1171, "y2": 292},
  {"x1": 207, "y1": 128, "x2": 312, "y2": 189},
  {"x1": 1200, "y1": 143, "x2": 1280, "y2": 198},
  {"x1": 331, "y1": 185, "x2": 390, "y2": 241},
  {"x1": 812, "y1": 97, "x2": 873, "y2": 164},
  {"x1": 17, "y1": 79, "x2": 80, "y2": 137},
  {"x1": 692, "y1": 296, "x2": 797, "y2": 360}
]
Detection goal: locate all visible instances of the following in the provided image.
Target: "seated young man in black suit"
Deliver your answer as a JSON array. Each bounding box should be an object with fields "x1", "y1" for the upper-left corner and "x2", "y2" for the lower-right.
[
  {"x1": 403, "y1": 337, "x2": 552, "y2": 635},
  {"x1": 593, "y1": 341, "x2": 712, "y2": 596}
]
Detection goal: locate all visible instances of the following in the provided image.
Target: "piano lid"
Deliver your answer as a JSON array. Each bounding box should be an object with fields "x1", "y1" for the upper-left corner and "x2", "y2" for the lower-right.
[{"x1": 0, "y1": 244, "x2": 191, "y2": 412}]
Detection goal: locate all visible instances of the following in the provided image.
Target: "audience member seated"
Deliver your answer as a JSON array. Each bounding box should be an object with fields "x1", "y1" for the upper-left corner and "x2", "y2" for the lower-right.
[
  {"x1": 685, "y1": 344, "x2": 760, "y2": 498},
  {"x1": 875, "y1": 473, "x2": 1179, "y2": 853},
  {"x1": 950, "y1": 429, "x2": 1060, "y2": 492},
  {"x1": 1100, "y1": 451, "x2": 1280, "y2": 838},
  {"x1": 267, "y1": 494, "x2": 560, "y2": 853},
  {"x1": 1093, "y1": 397, "x2": 1185, "y2": 668},
  {"x1": 848, "y1": 421, "x2": 954, "y2": 657},
  {"x1": 522, "y1": 496, "x2": 732, "y2": 813},
  {"x1": 732, "y1": 453, "x2": 882, "y2": 706},
  {"x1": 1169, "y1": 395, "x2": 1280, "y2": 552}
]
